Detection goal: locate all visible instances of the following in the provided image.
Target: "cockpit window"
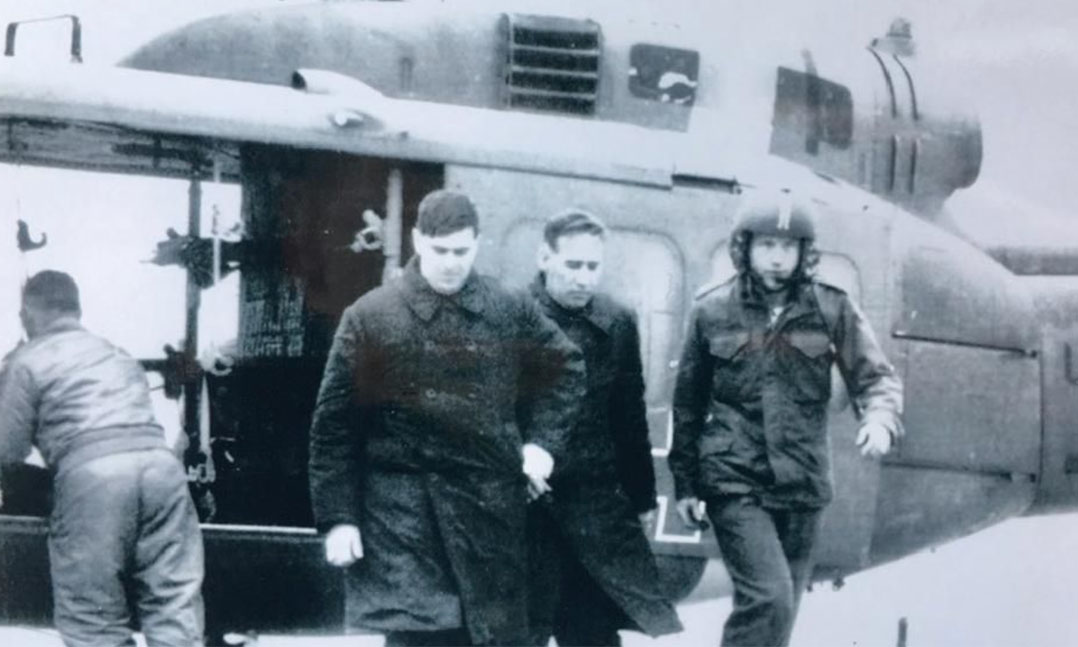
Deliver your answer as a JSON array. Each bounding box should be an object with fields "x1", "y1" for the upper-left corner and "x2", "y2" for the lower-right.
[{"x1": 628, "y1": 44, "x2": 700, "y2": 106}]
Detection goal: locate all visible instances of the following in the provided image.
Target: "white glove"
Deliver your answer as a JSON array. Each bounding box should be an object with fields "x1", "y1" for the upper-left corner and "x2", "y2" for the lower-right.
[
  {"x1": 522, "y1": 443, "x2": 554, "y2": 501},
  {"x1": 324, "y1": 524, "x2": 363, "y2": 567},
  {"x1": 856, "y1": 421, "x2": 894, "y2": 458}
]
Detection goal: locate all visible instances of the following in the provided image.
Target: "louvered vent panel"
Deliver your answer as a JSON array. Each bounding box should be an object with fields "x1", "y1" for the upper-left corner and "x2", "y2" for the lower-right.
[{"x1": 503, "y1": 14, "x2": 601, "y2": 115}]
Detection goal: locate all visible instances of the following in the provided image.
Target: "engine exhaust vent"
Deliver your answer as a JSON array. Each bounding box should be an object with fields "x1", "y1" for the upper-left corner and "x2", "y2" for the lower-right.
[{"x1": 502, "y1": 13, "x2": 601, "y2": 116}]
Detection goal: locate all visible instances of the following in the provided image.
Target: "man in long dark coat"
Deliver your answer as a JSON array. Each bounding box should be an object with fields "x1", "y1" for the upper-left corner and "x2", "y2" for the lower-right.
[
  {"x1": 525, "y1": 210, "x2": 683, "y2": 646},
  {"x1": 308, "y1": 190, "x2": 585, "y2": 647}
]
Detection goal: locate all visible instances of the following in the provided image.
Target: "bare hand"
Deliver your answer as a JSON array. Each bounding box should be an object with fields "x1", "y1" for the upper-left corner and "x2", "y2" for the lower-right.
[
  {"x1": 856, "y1": 421, "x2": 893, "y2": 458},
  {"x1": 638, "y1": 509, "x2": 657, "y2": 530},
  {"x1": 526, "y1": 477, "x2": 552, "y2": 502},
  {"x1": 675, "y1": 497, "x2": 708, "y2": 529},
  {"x1": 325, "y1": 524, "x2": 363, "y2": 567},
  {"x1": 522, "y1": 443, "x2": 555, "y2": 502}
]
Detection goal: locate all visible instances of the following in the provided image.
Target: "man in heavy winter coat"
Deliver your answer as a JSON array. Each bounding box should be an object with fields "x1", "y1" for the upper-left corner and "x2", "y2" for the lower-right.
[
  {"x1": 525, "y1": 210, "x2": 682, "y2": 646},
  {"x1": 668, "y1": 192, "x2": 903, "y2": 647},
  {"x1": 308, "y1": 190, "x2": 585, "y2": 646}
]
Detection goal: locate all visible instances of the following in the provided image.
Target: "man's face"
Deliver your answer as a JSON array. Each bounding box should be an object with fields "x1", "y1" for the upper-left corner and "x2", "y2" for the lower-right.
[
  {"x1": 414, "y1": 227, "x2": 479, "y2": 295},
  {"x1": 749, "y1": 233, "x2": 801, "y2": 290},
  {"x1": 539, "y1": 232, "x2": 605, "y2": 309}
]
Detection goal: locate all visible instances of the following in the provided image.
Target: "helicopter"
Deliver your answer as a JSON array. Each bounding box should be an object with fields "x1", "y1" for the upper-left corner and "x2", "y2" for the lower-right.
[{"x1": 0, "y1": 0, "x2": 1075, "y2": 640}]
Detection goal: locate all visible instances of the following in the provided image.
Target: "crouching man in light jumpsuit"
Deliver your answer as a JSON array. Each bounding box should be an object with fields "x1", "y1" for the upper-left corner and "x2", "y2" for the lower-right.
[{"x1": 0, "y1": 270, "x2": 204, "y2": 647}]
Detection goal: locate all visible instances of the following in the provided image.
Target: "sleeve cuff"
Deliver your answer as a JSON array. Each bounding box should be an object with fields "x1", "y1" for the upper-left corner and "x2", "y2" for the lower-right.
[
  {"x1": 315, "y1": 514, "x2": 358, "y2": 534},
  {"x1": 633, "y1": 497, "x2": 659, "y2": 514},
  {"x1": 863, "y1": 410, "x2": 903, "y2": 439},
  {"x1": 673, "y1": 484, "x2": 696, "y2": 501}
]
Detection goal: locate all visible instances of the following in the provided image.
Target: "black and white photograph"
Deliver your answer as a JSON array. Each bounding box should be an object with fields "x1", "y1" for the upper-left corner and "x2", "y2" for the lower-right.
[{"x1": 0, "y1": 1, "x2": 1076, "y2": 645}]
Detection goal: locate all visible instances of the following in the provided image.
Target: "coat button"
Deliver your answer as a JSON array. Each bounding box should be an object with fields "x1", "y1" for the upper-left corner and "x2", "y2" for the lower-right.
[
  {"x1": 466, "y1": 342, "x2": 478, "y2": 352},
  {"x1": 425, "y1": 388, "x2": 437, "y2": 399},
  {"x1": 424, "y1": 340, "x2": 436, "y2": 351}
]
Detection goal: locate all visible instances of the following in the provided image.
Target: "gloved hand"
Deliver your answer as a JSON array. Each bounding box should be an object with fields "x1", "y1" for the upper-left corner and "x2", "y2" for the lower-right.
[
  {"x1": 522, "y1": 443, "x2": 554, "y2": 502},
  {"x1": 324, "y1": 524, "x2": 363, "y2": 567},
  {"x1": 856, "y1": 420, "x2": 894, "y2": 458}
]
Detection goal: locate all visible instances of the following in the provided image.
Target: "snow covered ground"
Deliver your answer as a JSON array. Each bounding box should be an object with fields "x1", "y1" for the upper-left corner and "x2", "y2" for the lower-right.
[{"x1": 4, "y1": 513, "x2": 1078, "y2": 646}]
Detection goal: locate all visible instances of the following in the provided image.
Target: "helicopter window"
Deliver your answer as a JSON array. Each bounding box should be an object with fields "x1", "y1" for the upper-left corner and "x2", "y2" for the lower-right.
[
  {"x1": 628, "y1": 44, "x2": 700, "y2": 106},
  {"x1": 602, "y1": 231, "x2": 683, "y2": 403},
  {"x1": 773, "y1": 67, "x2": 854, "y2": 153}
]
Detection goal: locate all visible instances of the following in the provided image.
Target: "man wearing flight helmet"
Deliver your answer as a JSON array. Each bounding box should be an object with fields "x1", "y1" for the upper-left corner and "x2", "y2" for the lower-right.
[{"x1": 668, "y1": 191, "x2": 903, "y2": 647}]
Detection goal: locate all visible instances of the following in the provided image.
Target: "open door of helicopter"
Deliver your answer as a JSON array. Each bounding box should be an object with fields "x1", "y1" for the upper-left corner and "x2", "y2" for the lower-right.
[
  {"x1": 193, "y1": 148, "x2": 442, "y2": 637},
  {"x1": 0, "y1": 106, "x2": 444, "y2": 634}
]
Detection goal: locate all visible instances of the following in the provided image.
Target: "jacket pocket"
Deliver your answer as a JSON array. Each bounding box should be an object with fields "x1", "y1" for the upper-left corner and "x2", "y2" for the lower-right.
[
  {"x1": 788, "y1": 331, "x2": 832, "y2": 358},
  {"x1": 699, "y1": 433, "x2": 734, "y2": 456},
  {"x1": 708, "y1": 332, "x2": 753, "y2": 402},
  {"x1": 708, "y1": 332, "x2": 750, "y2": 360},
  {"x1": 784, "y1": 331, "x2": 833, "y2": 402}
]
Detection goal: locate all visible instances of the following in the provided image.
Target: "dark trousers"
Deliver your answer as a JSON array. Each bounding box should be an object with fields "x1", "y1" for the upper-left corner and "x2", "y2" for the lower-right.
[
  {"x1": 49, "y1": 449, "x2": 204, "y2": 647},
  {"x1": 527, "y1": 506, "x2": 625, "y2": 647},
  {"x1": 706, "y1": 496, "x2": 822, "y2": 647}
]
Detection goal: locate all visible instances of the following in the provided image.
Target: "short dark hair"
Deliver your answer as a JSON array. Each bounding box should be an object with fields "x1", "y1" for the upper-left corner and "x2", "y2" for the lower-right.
[
  {"x1": 542, "y1": 209, "x2": 606, "y2": 251},
  {"x1": 23, "y1": 270, "x2": 80, "y2": 313},
  {"x1": 416, "y1": 190, "x2": 479, "y2": 237}
]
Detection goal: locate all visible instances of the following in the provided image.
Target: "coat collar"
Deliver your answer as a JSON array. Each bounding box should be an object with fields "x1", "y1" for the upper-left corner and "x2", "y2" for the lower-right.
[
  {"x1": 737, "y1": 273, "x2": 816, "y2": 322},
  {"x1": 28, "y1": 317, "x2": 83, "y2": 341},
  {"x1": 529, "y1": 274, "x2": 615, "y2": 334},
  {"x1": 12, "y1": 318, "x2": 83, "y2": 360},
  {"x1": 400, "y1": 256, "x2": 486, "y2": 322}
]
